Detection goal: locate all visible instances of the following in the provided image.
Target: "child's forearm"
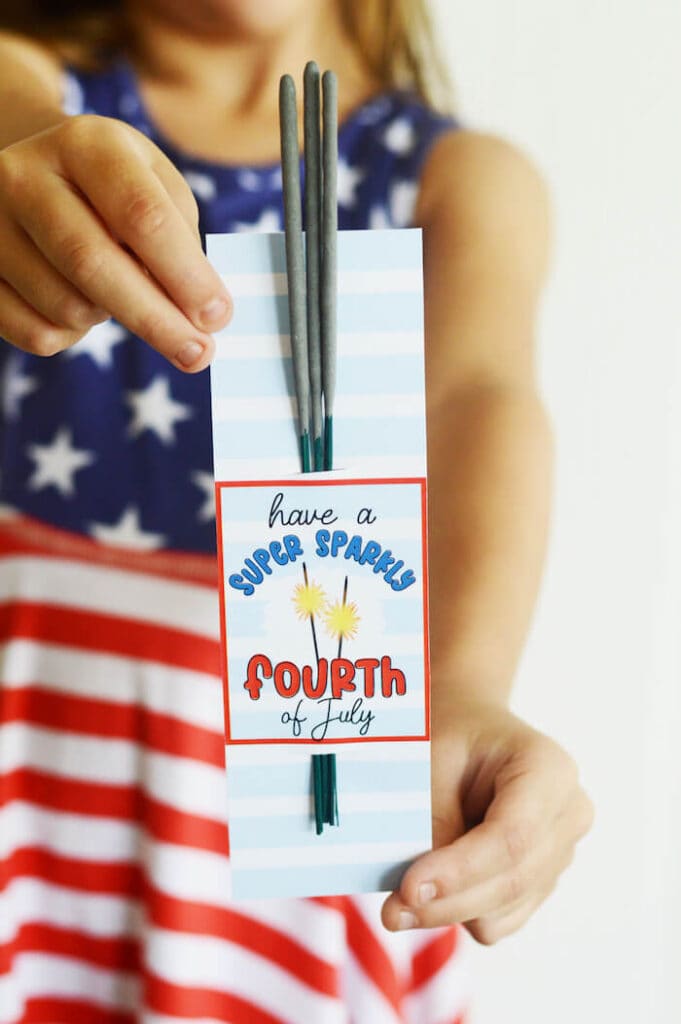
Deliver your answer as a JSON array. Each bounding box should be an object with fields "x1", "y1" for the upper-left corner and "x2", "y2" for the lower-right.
[
  {"x1": 0, "y1": 35, "x2": 66, "y2": 149},
  {"x1": 427, "y1": 382, "x2": 553, "y2": 710},
  {"x1": 414, "y1": 131, "x2": 553, "y2": 713}
]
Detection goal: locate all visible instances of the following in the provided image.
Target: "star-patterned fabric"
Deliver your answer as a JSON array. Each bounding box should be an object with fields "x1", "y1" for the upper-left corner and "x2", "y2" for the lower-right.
[{"x1": 0, "y1": 60, "x2": 457, "y2": 553}]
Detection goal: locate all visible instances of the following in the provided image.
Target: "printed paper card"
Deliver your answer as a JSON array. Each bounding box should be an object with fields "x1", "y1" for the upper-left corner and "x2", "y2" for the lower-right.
[{"x1": 208, "y1": 229, "x2": 432, "y2": 900}]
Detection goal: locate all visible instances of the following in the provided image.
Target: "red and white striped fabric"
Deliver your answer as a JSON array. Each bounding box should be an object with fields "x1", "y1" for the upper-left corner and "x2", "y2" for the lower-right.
[{"x1": 0, "y1": 509, "x2": 470, "y2": 1024}]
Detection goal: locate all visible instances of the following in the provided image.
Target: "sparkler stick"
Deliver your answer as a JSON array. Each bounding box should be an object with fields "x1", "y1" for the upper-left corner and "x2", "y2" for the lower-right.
[
  {"x1": 280, "y1": 65, "x2": 341, "y2": 838},
  {"x1": 312, "y1": 754, "x2": 324, "y2": 835},
  {"x1": 279, "y1": 74, "x2": 311, "y2": 472},
  {"x1": 304, "y1": 61, "x2": 324, "y2": 470},
  {"x1": 321, "y1": 70, "x2": 338, "y2": 470},
  {"x1": 312, "y1": 752, "x2": 338, "y2": 834},
  {"x1": 327, "y1": 750, "x2": 338, "y2": 827}
]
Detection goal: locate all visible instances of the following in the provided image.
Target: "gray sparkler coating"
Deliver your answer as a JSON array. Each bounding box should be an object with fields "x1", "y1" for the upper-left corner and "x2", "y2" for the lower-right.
[
  {"x1": 279, "y1": 73, "x2": 311, "y2": 470},
  {"x1": 321, "y1": 69, "x2": 338, "y2": 470},
  {"x1": 304, "y1": 61, "x2": 323, "y2": 470}
]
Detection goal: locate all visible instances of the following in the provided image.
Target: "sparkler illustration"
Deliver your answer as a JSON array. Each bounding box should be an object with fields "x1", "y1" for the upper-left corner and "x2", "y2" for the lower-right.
[
  {"x1": 293, "y1": 563, "x2": 326, "y2": 662},
  {"x1": 324, "y1": 575, "x2": 359, "y2": 658}
]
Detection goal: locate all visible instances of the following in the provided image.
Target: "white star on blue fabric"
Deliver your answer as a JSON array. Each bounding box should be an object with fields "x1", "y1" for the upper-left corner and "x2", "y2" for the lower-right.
[
  {"x1": 66, "y1": 319, "x2": 127, "y2": 368},
  {"x1": 190, "y1": 470, "x2": 216, "y2": 522},
  {"x1": 336, "y1": 159, "x2": 364, "y2": 207},
  {"x1": 183, "y1": 170, "x2": 218, "y2": 201},
  {"x1": 237, "y1": 169, "x2": 267, "y2": 192},
  {"x1": 62, "y1": 71, "x2": 85, "y2": 116},
  {"x1": 125, "y1": 376, "x2": 193, "y2": 445},
  {"x1": 389, "y1": 181, "x2": 418, "y2": 226},
  {"x1": 2, "y1": 358, "x2": 38, "y2": 419},
  {"x1": 89, "y1": 505, "x2": 165, "y2": 550},
  {"x1": 368, "y1": 179, "x2": 417, "y2": 229},
  {"x1": 368, "y1": 205, "x2": 391, "y2": 230},
  {"x1": 26, "y1": 427, "x2": 96, "y2": 497},
  {"x1": 383, "y1": 117, "x2": 416, "y2": 155},
  {"x1": 234, "y1": 209, "x2": 281, "y2": 233},
  {"x1": 370, "y1": 181, "x2": 419, "y2": 229}
]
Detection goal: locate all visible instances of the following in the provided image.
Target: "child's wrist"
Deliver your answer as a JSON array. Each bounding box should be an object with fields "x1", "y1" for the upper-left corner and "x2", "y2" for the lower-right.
[{"x1": 430, "y1": 666, "x2": 513, "y2": 720}]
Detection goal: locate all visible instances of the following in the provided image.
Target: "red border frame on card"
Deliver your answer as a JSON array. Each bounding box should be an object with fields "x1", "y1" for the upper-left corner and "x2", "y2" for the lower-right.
[{"x1": 215, "y1": 477, "x2": 431, "y2": 744}]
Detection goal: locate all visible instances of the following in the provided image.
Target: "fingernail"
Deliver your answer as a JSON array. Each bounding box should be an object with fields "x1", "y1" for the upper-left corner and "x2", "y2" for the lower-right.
[
  {"x1": 199, "y1": 296, "x2": 230, "y2": 327},
  {"x1": 418, "y1": 882, "x2": 437, "y2": 905},
  {"x1": 398, "y1": 910, "x2": 418, "y2": 930},
  {"x1": 176, "y1": 340, "x2": 205, "y2": 368}
]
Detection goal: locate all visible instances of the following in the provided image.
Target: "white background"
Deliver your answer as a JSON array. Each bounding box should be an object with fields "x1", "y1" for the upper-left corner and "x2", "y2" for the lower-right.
[{"x1": 429, "y1": 2, "x2": 680, "y2": 1021}]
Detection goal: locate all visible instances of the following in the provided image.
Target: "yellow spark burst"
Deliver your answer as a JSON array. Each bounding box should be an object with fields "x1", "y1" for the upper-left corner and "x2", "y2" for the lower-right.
[
  {"x1": 324, "y1": 600, "x2": 360, "y2": 642},
  {"x1": 292, "y1": 581, "x2": 327, "y2": 620}
]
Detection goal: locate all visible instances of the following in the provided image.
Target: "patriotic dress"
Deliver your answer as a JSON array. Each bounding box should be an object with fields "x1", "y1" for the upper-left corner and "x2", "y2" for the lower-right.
[{"x1": 0, "y1": 60, "x2": 470, "y2": 1023}]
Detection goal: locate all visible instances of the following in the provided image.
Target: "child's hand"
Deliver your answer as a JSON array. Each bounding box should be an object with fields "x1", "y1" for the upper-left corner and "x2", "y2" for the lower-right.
[
  {"x1": 381, "y1": 696, "x2": 594, "y2": 943},
  {"x1": 0, "y1": 114, "x2": 232, "y2": 371}
]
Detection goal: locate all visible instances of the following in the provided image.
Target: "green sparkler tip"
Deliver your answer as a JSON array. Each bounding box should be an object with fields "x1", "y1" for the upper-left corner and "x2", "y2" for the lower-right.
[
  {"x1": 313, "y1": 434, "x2": 324, "y2": 472},
  {"x1": 323, "y1": 416, "x2": 333, "y2": 471},
  {"x1": 312, "y1": 754, "x2": 323, "y2": 835},
  {"x1": 312, "y1": 753, "x2": 339, "y2": 833},
  {"x1": 327, "y1": 752, "x2": 338, "y2": 826},
  {"x1": 301, "y1": 431, "x2": 311, "y2": 474}
]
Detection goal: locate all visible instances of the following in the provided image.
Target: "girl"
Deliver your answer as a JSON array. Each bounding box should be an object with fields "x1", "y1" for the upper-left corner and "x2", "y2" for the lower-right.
[{"x1": 0, "y1": 2, "x2": 593, "y2": 1022}]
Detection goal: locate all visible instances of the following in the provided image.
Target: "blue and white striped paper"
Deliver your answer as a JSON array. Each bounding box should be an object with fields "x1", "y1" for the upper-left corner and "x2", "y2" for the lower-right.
[
  {"x1": 208, "y1": 230, "x2": 432, "y2": 900},
  {"x1": 208, "y1": 230, "x2": 426, "y2": 479}
]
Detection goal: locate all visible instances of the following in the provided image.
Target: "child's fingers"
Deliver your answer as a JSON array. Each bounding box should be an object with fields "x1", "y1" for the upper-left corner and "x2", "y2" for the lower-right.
[
  {"x1": 381, "y1": 754, "x2": 592, "y2": 933},
  {"x1": 414, "y1": 737, "x2": 586, "y2": 911},
  {"x1": 464, "y1": 879, "x2": 557, "y2": 946},
  {"x1": 0, "y1": 278, "x2": 83, "y2": 356},
  {"x1": 151, "y1": 154, "x2": 202, "y2": 239},
  {"x1": 63, "y1": 141, "x2": 231, "y2": 333},
  {"x1": 16, "y1": 173, "x2": 215, "y2": 372},
  {"x1": 0, "y1": 221, "x2": 107, "y2": 332},
  {"x1": 398, "y1": 776, "x2": 556, "y2": 911},
  {"x1": 381, "y1": 827, "x2": 574, "y2": 932}
]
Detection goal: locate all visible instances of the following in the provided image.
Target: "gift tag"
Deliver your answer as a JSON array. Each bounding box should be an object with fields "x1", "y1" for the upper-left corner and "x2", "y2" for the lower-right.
[{"x1": 208, "y1": 228, "x2": 432, "y2": 899}]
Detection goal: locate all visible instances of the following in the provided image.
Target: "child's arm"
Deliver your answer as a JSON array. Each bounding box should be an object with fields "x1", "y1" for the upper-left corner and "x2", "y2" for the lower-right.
[
  {"x1": 422, "y1": 130, "x2": 553, "y2": 708},
  {"x1": 0, "y1": 32, "x2": 231, "y2": 371},
  {"x1": 381, "y1": 131, "x2": 595, "y2": 941}
]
